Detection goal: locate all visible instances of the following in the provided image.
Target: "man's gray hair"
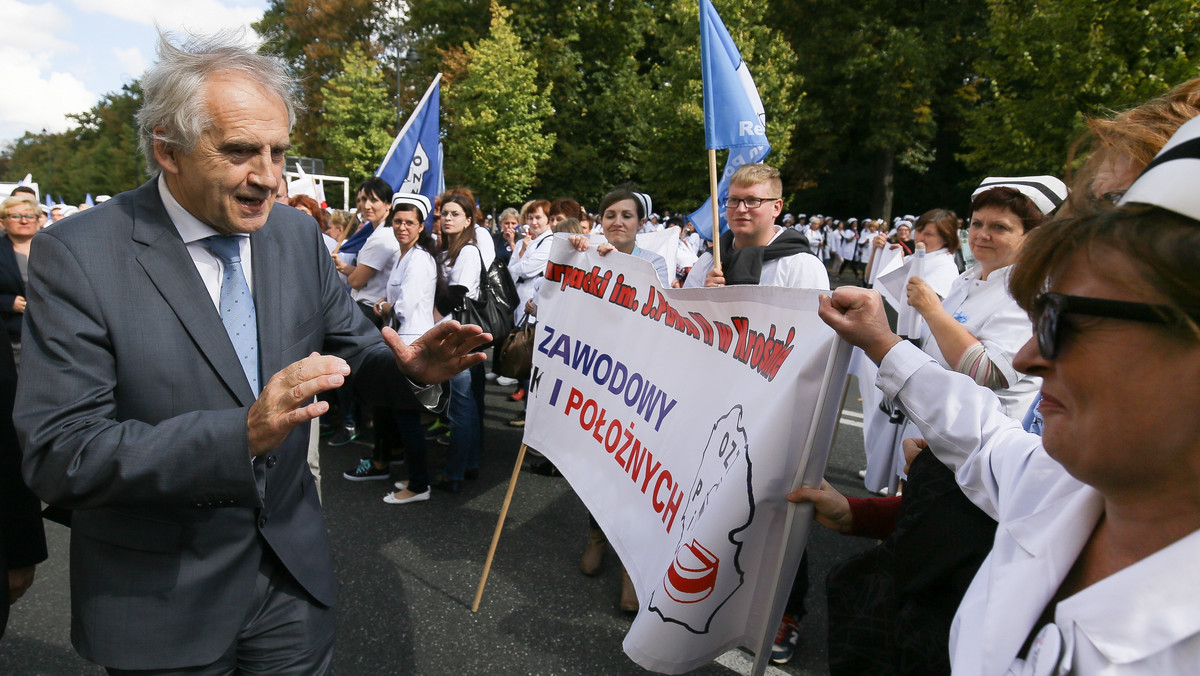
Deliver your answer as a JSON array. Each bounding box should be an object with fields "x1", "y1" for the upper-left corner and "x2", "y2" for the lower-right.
[{"x1": 136, "y1": 30, "x2": 298, "y2": 176}]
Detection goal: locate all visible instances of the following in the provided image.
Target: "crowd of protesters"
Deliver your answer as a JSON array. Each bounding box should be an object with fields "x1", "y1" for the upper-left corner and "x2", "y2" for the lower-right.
[{"x1": 3, "y1": 30, "x2": 1200, "y2": 676}]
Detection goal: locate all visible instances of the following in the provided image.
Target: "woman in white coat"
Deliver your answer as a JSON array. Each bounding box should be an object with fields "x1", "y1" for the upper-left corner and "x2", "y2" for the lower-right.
[
  {"x1": 567, "y1": 187, "x2": 670, "y2": 612},
  {"x1": 808, "y1": 128, "x2": 1200, "y2": 674},
  {"x1": 434, "y1": 192, "x2": 484, "y2": 493},
  {"x1": 905, "y1": 176, "x2": 1068, "y2": 420},
  {"x1": 377, "y1": 194, "x2": 442, "y2": 504}
]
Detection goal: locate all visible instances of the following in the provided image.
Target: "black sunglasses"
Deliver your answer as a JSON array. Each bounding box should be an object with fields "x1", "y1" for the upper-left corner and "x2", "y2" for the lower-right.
[{"x1": 1033, "y1": 292, "x2": 1187, "y2": 359}]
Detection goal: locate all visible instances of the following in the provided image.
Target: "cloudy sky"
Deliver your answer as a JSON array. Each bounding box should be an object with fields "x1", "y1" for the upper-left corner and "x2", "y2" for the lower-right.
[{"x1": 1, "y1": 0, "x2": 269, "y2": 144}]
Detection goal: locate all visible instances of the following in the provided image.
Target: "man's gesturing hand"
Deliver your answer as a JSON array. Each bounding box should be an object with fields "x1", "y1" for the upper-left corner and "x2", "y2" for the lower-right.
[
  {"x1": 383, "y1": 322, "x2": 490, "y2": 385},
  {"x1": 247, "y1": 353, "x2": 349, "y2": 456}
]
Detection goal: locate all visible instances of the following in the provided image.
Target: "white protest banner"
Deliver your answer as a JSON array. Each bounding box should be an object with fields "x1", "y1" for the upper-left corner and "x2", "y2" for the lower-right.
[
  {"x1": 586, "y1": 226, "x2": 681, "y2": 284},
  {"x1": 522, "y1": 236, "x2": 850, "y2": 674}
]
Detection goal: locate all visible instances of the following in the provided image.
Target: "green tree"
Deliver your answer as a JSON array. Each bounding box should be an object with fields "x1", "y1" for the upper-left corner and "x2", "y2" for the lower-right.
[
  {"x1": 2, "y1": 84, "x2": 145, "y2": 201},
  {"x1": 443, "y1": 1, "x2": 556, "y2": 207},
  {"x1": 959, "y1": 0, "x2": 1200, "y2": 177},
  {"x1": 318, "y1": 44, "x2": 396, "y2": 181},
  {"x1": 254, "y1": 0, "x2": 396, "y2": 159},
  {"x1": 773, "y1": 0, "x2": 987, "y2": 220}
]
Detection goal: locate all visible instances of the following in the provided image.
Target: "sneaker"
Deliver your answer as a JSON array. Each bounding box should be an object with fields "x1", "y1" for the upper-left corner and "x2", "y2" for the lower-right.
[
  {"x1": 424, "y1": 419, "x2": 448, "y2": 440},
  {"x1": 383, "y1": 487, "x2": 431, "y2": 504},
  {"x1": 507, "y1": 412, "x2": 526, "y2": 428},
  {"x1": 496, "y1": 376, "x2": 518, "y2": 387},
  {"x1": 485, "y1": 371, "x2": 499, "y2": 382},
  {"x1": 327, "y1": 426, "x2": 359, "y2": 447},
  {"x1": 435, "y1": 431, "x2": 451, "y2": 446},
  {"x1": 770, "y1": 614, "x2": 801, "y2": 664},
  {"x1": 343, "y1": 458, "x2": 390, "y2": 481},
  {"x1": 858, "y1": 469, "x2": 868, "y2": 479},
  {"x1": 507, "y1": 387, "x2": 526, "y2": 402}
]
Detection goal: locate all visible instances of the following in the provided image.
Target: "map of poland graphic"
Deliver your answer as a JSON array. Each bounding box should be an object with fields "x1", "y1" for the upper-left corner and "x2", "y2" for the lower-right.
[{"x1": 648, "y1": 405, "x2": 755, "y2": 633}]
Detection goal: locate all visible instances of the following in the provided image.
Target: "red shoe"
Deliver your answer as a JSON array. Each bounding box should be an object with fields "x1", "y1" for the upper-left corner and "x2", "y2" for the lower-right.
[{"x1": 508, "y1": 387, "x2": 526, "y2": 402}]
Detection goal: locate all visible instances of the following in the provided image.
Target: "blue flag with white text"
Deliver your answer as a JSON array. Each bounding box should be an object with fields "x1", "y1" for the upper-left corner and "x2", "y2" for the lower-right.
[
  {"x1": 377, "y1": 74, "x2": 443, "y2": 227},
  {"x1": 689, "y1": 0, "x2": 771, "y2": 241}
]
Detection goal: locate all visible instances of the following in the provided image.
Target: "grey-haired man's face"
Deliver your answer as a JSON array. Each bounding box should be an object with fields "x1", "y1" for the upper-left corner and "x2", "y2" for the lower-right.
[{"x1": 157, "y1": 70, "x2": 290, "y2": 235}]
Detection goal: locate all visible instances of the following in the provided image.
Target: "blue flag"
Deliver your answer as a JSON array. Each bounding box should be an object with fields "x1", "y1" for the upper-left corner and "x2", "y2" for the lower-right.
[
  {"x1": 44, "y1": 193, "x2": 53, "y2": 209},
  {"x1": 376, "y1": 74, "x2": 443, "y2": 228},
  {"x1": 85, "y1": 193, "x2": 94, "y2": 207},
  {"x1": 689, "y1": 0, "x2": 771, "y2": 241}
]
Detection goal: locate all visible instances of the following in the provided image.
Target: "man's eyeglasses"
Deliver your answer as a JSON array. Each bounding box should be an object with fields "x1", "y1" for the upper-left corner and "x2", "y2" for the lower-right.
[
  {"x1": 5, "y1": 213, "x2": 38, "y2": 222},
  {"x1": 1033, "y1": 292, "x2": 1195, "y2": 359},
  {"x1": 720, "y1": 197, "x2": 781, "y2": 210}
]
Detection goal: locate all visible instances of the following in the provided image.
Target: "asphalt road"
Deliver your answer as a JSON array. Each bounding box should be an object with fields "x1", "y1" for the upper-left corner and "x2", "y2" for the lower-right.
[{"x1": 0, "y1": 277, "x2": 885, "y2": 676}]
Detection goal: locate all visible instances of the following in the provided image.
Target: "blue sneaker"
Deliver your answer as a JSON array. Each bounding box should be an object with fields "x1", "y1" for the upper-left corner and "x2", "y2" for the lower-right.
[
  {"x1": 770, "y1": 614, "x2": 801, "y2": 664},
  {"x1": 343, "y1": 458, "x2": 389, "y2": 481}
]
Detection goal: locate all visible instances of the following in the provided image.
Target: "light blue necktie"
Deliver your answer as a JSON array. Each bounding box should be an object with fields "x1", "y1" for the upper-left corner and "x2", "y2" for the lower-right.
[{"x1": 205, "y1": 235, "x2": 259, "y2": 395}]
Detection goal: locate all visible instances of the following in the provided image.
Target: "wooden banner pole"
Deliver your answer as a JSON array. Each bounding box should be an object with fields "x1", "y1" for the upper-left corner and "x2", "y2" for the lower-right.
[{"x1": 472, "y1": 442, "x2": 530, "y2": 612}]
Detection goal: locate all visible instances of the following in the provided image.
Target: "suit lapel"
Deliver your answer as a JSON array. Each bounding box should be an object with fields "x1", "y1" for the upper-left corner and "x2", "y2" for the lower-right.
[
  {"x1": 130, "y1": 181, "x2": 257, "y2": 407},
  {"x1": 251, "y1": 224, "x2": 282, "y2": 384}
]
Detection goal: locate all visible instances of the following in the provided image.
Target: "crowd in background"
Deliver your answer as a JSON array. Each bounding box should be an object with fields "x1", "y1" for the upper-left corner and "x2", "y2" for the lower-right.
[{"x1": 3, "y1": 59, "x2": 1200, "y2": 675}]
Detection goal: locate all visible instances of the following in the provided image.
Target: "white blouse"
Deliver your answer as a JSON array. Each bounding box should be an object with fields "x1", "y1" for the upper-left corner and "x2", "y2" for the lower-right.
[{"x1": 386, "y1": 246, "x2": 437, "y2": 341}]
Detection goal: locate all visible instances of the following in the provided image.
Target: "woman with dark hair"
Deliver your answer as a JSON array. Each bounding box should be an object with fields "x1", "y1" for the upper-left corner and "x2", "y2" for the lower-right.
[
  {"x1": 434, "y1": 192, "x2": 484, "y2": 493},
  {"x1": 374, "y1": 194, "x2": 443, "y2": 504},
  {"x1": 567, "y1": 186, "x2": 670, "y2": 612},
  {"x1": 583, "y1": 187, "x2": 670, "y2": 284},
  {"x1": 329, "y1": 178, "x2": 396, "y2": 448}
]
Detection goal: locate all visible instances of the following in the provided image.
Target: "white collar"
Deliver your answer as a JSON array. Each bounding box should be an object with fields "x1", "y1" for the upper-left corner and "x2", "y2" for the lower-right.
[
  {"x1": 1061, "y1": 525, "x2": 1200, "y2": 664},
  {"x1": 157, "y1": 173, "x2": 228, "y2": 244}
]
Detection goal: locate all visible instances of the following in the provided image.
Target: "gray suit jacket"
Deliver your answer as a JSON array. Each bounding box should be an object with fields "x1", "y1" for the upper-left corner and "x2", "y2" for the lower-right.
[{"x1": 14, "y1": 179, "x2": 418, "y2": 670}]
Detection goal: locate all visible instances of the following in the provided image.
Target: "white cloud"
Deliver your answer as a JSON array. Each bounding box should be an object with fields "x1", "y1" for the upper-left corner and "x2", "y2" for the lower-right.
[
  {"x1": 0, "y1": 48, "x2": 96, "y2": 139},
  {"x1": 0, "y1": 1, "x2": 74, "y2": 53},
  {"x1": 111, "y1": 46, "x2": 147, "y2": 80},
  {"x1": 0, "y1": 2, "x2": 94, "y2": 140},
  {"x1": 71, "y1": 0, "x2": 264, "y2": 36},
  {"x1": 0, "y1": 0, "x2": 268, "y2": 143}
]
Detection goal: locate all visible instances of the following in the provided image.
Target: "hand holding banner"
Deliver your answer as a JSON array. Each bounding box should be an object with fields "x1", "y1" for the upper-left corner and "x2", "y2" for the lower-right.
[{"x1": 522, "y1": 236, "x2": 850, "y2": 673}]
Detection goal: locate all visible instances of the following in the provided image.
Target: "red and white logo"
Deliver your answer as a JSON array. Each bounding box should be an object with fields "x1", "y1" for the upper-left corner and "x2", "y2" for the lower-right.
[{"x1": 649, "y1": 405, "x2": 754, "y2": 633}]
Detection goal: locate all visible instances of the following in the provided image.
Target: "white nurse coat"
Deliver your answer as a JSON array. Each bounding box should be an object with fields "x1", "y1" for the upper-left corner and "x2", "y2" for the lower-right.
[{"x1": 877, "y1": 341, "x2": 1200, "y2": 675}]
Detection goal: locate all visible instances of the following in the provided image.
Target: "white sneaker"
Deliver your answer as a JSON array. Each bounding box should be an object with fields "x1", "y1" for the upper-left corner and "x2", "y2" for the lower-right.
[
  {"x1": 857, "y1": 469, "x2": 868, "y2": 479},
  {"x1": 485, "y1": 372, "x2": 499, "y2": 381},
  {"x1": 496, "y1": 376, "x2": 518, "y2": 386},
  {"x1": 384, "y1": 488, "x2": 430, "y2": 504}
]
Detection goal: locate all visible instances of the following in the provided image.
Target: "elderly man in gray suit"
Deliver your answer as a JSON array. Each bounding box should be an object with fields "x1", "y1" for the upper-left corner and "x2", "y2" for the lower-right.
[{"x1": 13, "y1": 33, "x2": 488, "y2": 675}]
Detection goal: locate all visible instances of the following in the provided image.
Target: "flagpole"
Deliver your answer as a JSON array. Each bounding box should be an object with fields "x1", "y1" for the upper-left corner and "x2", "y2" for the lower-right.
[
  {"x1": 472, "y1": 442, "x2": 529, "y2": 612},
  {"x1": 709, "y1": 149, "x2": 722, "y2": 271}
]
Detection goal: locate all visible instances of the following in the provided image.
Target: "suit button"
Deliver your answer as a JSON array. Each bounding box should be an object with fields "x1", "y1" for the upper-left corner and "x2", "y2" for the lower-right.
[
  {"x1": 266, "y1": 455, "x2": 277, "y2": 468},
  {"x1": 259, "y1": 516, "x2": 268, "y2": 528}
]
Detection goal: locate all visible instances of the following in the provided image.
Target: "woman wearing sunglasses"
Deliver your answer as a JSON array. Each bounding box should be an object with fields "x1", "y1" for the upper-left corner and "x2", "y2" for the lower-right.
[{"x1": 810, "y1": 119, "x2": 1200, "y2": 674}]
